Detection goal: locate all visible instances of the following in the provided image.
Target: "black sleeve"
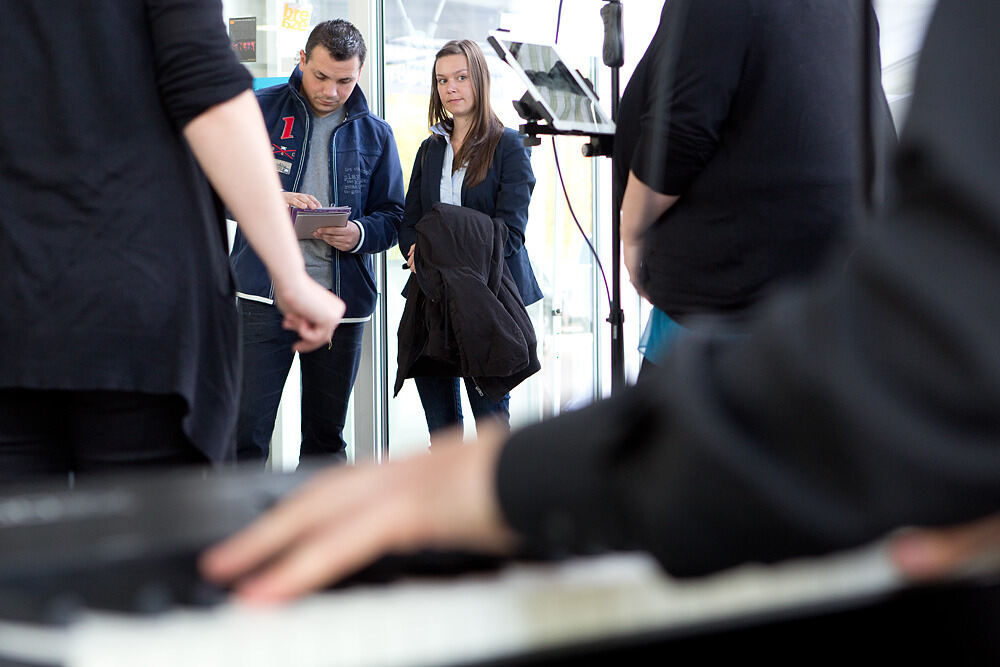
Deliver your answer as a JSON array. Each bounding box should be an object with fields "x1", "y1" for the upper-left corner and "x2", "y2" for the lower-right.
[
  {"x1": 497, "y1": 0, "x2": 1000, "y2": 577},
  {"x1": 631, "y1": 0, "x2": 750, "y2": 195},
  {"x1": 146, "y1": 0, "x2": 252, "y2": 128},
  {"x1": 398, "y1": 139, "x2": 430, "y2": 257}
]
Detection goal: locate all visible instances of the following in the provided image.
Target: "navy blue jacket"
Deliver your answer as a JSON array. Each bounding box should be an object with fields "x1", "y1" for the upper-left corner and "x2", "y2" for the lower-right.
[
  {"x1": 230, "y1": 67, "x2": 404, "y2": 320},
  {"x1": 399, "y1": 128, "x2": 542, "y2": 306}
]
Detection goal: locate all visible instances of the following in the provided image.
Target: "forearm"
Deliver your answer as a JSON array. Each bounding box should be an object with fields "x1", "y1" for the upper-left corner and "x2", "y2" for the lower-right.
[
  {"x1": 182, "y1": 90, "x2": 307, "y2": 292},
  {"x1": 619, "y1": 170, "x2": 678, "y2": 242}
]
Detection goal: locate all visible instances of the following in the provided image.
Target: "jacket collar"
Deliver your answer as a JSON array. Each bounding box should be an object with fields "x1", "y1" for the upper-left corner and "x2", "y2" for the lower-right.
[{"x1": 287, "y1": 64, "x2": 370, "y2": 121}]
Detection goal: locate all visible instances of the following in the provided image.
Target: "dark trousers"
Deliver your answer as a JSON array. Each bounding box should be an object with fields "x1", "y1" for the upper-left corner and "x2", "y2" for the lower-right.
[
  {"x1": 0, "y1": 389, "x2": 204, "y2": 484},
  {"x1": 236, "y1": 299, "x2": 363, "y2": 464},
  {"x1": 414, "y1": 376, "x2": 510, "y2": 443}
]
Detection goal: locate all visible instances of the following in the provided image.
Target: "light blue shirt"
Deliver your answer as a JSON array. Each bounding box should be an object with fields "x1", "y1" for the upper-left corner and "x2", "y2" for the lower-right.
[{"x1": 431, "y1": 124, "x2": 466, "y2": 205}]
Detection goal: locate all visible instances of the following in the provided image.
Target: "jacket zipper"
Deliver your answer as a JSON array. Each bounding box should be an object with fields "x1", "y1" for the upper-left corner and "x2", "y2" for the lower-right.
[
  {"x1": 331, "y1": 119, "x2": 341, "y2": 295},
  {"x1": 269, "y1": 91, "x2": 311, "y2": 303},
  {"x1": 327, "y1": 112, "x2": 362, "y2": 296}
]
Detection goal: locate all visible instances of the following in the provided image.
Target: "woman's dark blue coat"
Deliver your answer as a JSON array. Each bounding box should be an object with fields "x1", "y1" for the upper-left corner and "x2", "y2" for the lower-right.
[{"x1": 398, "y1": 128, "x2": 543, "y2": 306}]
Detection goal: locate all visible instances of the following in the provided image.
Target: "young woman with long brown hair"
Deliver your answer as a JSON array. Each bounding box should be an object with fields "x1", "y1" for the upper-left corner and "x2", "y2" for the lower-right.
[{"x1": 397, "y1": 39, "x2": 542, "y2": 442}]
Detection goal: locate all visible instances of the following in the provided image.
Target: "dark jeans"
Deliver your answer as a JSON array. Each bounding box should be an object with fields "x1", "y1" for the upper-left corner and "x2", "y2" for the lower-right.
[
  {"x1": 236, "y1": 299, "x2": 363, "y2": 464},
  {"x1": 0, "y1": 389, "x2": 204, "y2": 484},
  {"x1": 414, "y1": 376, "x2": 510, "y2": 443}
]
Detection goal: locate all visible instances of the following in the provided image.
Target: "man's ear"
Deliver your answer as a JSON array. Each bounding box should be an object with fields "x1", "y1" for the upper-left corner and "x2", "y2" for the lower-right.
[{"x1": 299, "y1": 49, "x2": 308, "y2": 68}]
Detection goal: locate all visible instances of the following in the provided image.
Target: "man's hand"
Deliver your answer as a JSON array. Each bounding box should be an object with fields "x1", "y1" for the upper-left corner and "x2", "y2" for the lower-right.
[
  {"x1": 890, "y1": 513, "x2": 1000, "y2": 582},
  {"x1": 200, "y1": 422, "x2": 518, "y2": 603},
  {"x1": 272, "y1": 273, "x2": 345, "y2": 353},
  {"x1": 406, "y1": 244, "x2": 416, "y2": 273},
  {"x1": 314, "y1": 221, "x2": 362, "y2": 251},
  {"x1": 283, "y1": 191, "x2": 322, "y2": 209}
]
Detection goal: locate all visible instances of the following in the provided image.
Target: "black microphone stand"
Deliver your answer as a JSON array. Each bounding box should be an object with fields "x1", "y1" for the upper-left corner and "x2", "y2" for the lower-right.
[
  {"x1": 501, "y1": 1, "x2": 627, "y2": 394},
  {"x1": 601, "y1": 0, "x2": 625, "y2": 394}
]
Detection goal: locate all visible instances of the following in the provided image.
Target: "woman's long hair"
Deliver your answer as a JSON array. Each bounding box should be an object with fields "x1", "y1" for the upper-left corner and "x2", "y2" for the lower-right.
[{"x1": 428, "y1": 40, "x2": 504, "y2": 189}]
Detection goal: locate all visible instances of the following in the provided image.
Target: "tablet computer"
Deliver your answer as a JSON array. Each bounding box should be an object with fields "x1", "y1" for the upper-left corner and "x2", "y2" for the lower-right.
[
  {"x1": 291, "y1": 206, "x2": 351, "y2": 239},
  {"x1": 488, "y1": 33, "x2": 615, "y2": 135}
]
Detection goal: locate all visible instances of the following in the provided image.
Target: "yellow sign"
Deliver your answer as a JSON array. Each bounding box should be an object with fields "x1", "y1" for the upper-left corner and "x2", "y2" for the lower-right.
[{"x1": 281, "y1": 3, "x2": 311, "y2": 31}]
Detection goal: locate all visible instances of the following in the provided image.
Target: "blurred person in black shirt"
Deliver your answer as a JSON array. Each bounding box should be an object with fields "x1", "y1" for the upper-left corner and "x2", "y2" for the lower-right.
[{"x1": 0, "y1": 0, "x2": 344, "y2": 481}]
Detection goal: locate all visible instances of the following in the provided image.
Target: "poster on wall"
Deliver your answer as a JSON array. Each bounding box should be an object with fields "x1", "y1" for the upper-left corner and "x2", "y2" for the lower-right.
[
  {"x1": 280, "y1": 2, "x2": 313, "y2": 32},
  {"x1": 228, "y1": 16, "x2": 257, "y2": 62}
]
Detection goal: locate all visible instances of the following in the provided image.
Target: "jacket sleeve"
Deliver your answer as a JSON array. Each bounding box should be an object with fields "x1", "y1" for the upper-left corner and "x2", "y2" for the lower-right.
[
  {"x1": 398, "y1": 140, "x2": 429, "y2": 257},
  {"x1": 496, "y1": 0, "x2": 1000, "y2": 577},
  {"x1": 352, "y1": 125, "x2": 405, "y2": 254},
  {"x1": 493, "y1": 130, "x2": 535, "y2": 258}
]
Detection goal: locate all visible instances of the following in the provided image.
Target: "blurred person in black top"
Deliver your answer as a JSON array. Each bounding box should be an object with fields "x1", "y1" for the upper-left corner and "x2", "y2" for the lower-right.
[
  {"x1": 0, "y1": 0, "x2": 344, "y2": 482},
  {"x1": 618, "y1": 0, "x2": 896, "y2": 373}
]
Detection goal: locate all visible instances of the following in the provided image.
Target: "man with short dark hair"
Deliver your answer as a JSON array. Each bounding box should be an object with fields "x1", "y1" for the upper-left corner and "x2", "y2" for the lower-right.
[{"x1": 231, "y1": 19, "x2": 404, "y2": 464}]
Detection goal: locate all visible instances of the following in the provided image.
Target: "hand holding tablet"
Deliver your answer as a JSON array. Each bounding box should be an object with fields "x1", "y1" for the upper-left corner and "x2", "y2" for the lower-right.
[{"x1": 291, "y1": 206, "x2": 352, "y2": 239}]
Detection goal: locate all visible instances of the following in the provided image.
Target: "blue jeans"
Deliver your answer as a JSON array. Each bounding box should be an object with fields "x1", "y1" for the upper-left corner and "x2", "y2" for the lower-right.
[
  {"x1": 236, "y1": 299, "x2": 363, "y2": 464},
  {"x1": 414, "y1": 376, "x2": 510, "y2": 443}
]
